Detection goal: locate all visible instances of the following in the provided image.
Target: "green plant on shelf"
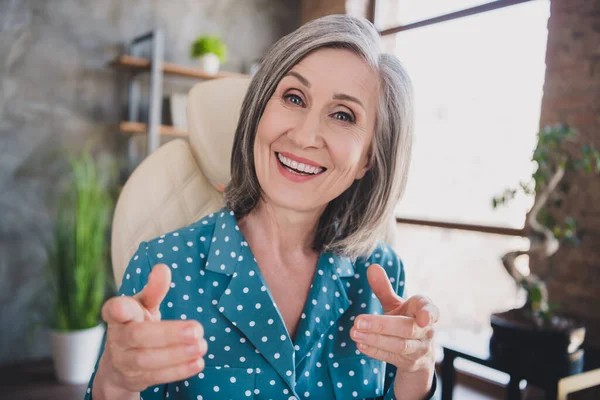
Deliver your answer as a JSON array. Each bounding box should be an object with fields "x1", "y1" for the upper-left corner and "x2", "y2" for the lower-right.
[
  {"x1": 493, "y1": 124, "x2": 600, "y2": 327},
  {"x1": 190, "y1": 35, "x2": 228, "y2": 63}
]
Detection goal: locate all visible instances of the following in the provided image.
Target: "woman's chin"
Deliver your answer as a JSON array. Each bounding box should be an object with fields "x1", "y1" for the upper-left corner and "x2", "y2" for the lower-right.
[{"x1": 262, "y1": 190, "x2": 324, "y2": 214}]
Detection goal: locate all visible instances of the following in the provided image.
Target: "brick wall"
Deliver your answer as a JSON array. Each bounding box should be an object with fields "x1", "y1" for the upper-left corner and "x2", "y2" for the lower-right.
[{"x1": 535, "y1": 0, "x2": 600, "y2": 353}]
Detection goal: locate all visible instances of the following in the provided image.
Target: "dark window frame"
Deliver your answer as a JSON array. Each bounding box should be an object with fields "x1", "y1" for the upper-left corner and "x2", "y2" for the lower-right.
[{"x1": 372, "y1": 0, "x2": 534, "y2": 35}]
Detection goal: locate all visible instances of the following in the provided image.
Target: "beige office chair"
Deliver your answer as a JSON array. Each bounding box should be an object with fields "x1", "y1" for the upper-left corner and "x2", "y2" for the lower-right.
[
  {"x1": 110, "y1": 77, "x2": 397, "y2": 289},
  {"x1": 111, "y1": 77, "x2": 250, "y2": 288}
]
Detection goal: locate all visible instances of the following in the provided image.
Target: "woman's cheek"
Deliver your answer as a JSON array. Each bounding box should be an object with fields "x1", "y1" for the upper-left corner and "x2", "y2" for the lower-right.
[
  {"x1": 327, "y1": 133, "x2": 364, "y2": 168},
  {"x1": 261, "y1": 105, "x2": 297, "y2": 140}
]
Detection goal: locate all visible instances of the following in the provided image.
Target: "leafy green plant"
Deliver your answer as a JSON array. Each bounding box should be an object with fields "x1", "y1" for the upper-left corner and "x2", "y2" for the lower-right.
[
  {"x1": 190, "y1": 35, "x2": 227, "y2": 63},
  {"x1": 44, "y1": 149, "x2": 116, "y2": 331}
]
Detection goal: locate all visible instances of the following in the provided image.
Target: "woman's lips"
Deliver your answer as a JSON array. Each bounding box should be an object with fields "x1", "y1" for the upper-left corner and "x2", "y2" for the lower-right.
[
  {"x1": 275, "y1": 152, "x2": 325, "y2": 183},
  {"x1": 278, "y1": 151, "x2": 324, "y2": 169}
]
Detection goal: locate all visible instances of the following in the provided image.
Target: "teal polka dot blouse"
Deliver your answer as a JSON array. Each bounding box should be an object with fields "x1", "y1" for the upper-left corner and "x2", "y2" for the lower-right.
[{"x1": 84, "y1": 207, "x2": 437, "y2": 399}]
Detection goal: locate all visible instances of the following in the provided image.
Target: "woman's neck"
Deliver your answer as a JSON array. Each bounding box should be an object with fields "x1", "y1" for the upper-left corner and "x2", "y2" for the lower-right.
[{"x1": 237, "y1": 200, "x2": 324, "y2": 266}]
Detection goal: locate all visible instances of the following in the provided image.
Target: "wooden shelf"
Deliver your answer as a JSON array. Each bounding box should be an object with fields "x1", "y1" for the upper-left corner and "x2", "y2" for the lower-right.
[
  {"x1": 109, "y1": 55, "x2": 248, "y2": 80},
  {"x1": 119, "y1": 121, "x2": 188, "y2": 138}
]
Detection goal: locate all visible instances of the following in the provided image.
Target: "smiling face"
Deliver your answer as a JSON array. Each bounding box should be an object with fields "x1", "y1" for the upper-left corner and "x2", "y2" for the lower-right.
[{"x1": 253, "y1": 48, "x2": 379, "y2": 214}]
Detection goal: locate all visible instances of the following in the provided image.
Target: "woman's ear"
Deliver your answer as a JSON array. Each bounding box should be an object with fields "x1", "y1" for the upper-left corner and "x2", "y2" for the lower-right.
[{"x1": 355, "y1": 148, "x2": 373, "y2": 180}]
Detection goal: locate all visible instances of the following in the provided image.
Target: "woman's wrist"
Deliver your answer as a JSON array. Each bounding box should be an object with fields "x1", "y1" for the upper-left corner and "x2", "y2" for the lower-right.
[
  {"x1": 92, "y1": 376, "x2": 138, "y2": 400},
  {"x1": 393, "y1": 363, "x2": 435, "y2": 400},
  {"x1": 92, "y1": 358, "x2": 139, "y2": 400}
]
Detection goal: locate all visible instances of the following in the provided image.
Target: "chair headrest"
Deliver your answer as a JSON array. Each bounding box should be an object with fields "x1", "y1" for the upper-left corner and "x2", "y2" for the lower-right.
[{"x1": 186, "y1": 77, "x2": 252, "y2": 191}]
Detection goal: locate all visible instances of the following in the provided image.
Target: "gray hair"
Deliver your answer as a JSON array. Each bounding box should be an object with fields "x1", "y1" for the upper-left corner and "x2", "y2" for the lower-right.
[{"x1": 224, "y1": 14, "x2": 414, "y2": 259}]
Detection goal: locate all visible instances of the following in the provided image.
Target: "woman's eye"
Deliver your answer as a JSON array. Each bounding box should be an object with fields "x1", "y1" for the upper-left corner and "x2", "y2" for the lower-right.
[
  {"x1": 284, "y1": 94, "x2": 304, "y2": 106},
  {"x1": 333, "y1": 111, "x2": 355, "y2": 123}
]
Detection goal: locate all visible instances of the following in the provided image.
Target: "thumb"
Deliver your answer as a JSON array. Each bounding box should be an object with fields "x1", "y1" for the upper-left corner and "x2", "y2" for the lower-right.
[
  {"x1": 367, "y1": 264, "x2": 404, "y2": 314},
  {"x1": 135, "y1": 263, "x2": 172, "y2": 316}
]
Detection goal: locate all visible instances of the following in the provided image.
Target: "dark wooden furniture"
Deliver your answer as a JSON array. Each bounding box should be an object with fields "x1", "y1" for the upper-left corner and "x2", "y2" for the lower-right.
[
  {"x1": 440, "y1": 330, "x2": 600, "y2": 400},
  {"x1": 0, "y1": 358, "x2": 87, "y2": 400}
]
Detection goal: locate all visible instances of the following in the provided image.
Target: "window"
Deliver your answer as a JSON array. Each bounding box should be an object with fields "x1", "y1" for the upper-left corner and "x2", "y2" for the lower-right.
[{"x1": 380, "y1": 0, "x2": 551, "y2": 341}]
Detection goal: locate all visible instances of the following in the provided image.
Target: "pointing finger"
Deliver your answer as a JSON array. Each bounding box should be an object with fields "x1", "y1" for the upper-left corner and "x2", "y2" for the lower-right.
[
  {"x1": 367, "y1": 264, "x2": 403, "y2": 313},
  {"x1": 136, "y1": 264, "x2": 172, "y2": 316},
  {"x1": 102, "y1": 296, "x2": 145, "y2": 324},
  {"x1": 117, "y1": 320, "x2": 205, "y2": 348}
]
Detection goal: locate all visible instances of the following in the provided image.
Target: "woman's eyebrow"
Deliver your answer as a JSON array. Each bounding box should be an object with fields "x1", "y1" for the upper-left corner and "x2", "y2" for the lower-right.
[
  {"x1": 285, "y1": 71, "x2": 311, "y2": 88},
  {"x1": 333, "y1": 93, "x2": 365, "y2": 112},
  {"x1": 284, "y1": 71, "x2": 366, "y2": 112}
]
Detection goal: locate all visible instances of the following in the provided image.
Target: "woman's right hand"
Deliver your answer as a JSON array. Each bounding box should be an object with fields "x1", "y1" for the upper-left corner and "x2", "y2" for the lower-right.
[{"x1": 93, "y1": 264, "x2": 207, "y2": 396}]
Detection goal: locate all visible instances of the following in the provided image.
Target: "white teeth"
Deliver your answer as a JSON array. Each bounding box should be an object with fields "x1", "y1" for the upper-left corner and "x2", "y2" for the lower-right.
[{"x1": 277, "y1": 153, "x2": 323, "y2": 175}]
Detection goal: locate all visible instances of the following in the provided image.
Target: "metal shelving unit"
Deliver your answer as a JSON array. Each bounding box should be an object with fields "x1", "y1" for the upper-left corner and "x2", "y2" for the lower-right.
[{"x1": 109, "y1": 29, "x2": 247, "y2": 171}]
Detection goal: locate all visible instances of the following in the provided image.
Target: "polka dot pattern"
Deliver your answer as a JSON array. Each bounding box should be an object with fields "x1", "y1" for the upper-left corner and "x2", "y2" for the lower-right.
[{"x1": 82, "y1": 207, "x2": 436, "y2": 400}]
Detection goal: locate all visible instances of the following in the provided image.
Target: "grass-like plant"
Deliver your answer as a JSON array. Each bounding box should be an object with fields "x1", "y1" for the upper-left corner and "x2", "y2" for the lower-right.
[
  {"x1": 44, "y1": 150, "x2": 116, "y2": 331},
  {"x1": 190, "y1": 35, "x2": 227, "y2": 63}
]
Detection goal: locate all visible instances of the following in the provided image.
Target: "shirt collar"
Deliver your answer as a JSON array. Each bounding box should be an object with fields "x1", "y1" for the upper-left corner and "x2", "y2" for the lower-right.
[
  {"x1": 204, "y1": 208, "x2": 246, "y2": 276},
  {"x1": 204, "y1": 207, "x2": 355, "y2": 277}
]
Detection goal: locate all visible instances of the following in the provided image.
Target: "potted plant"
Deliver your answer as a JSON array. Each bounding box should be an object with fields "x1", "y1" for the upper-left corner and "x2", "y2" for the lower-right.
[
  {"x1": 42, "y1": 149, "x2": 116, "y2": 384},
  {"x1": 491, "y1": 124, "x2": 600, "y2": 370},
  {"x1": 190, "y1": 35, "x2": 227, "y2": 74}
]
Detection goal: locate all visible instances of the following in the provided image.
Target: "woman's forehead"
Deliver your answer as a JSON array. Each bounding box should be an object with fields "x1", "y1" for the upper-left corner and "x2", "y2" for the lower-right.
[{"x1": 284, "y1": 48, "x2": 379, "y2": 107}]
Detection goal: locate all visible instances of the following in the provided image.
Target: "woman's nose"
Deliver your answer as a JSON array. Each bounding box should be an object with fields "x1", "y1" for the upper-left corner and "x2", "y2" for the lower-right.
[{"x1": 287, "y1": 114, "x2": 324, "y2": 149}]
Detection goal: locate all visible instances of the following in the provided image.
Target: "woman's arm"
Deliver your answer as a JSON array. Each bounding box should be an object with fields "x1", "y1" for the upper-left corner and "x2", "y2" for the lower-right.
[
  {"x1": 377, "y1": 246, "x2": 439, "y2": 400},
  {"x1": 392, "y1": 367, "x2": 438, "y2": 400},
  {"x1": 85, "y1": 242, "x2": 155, "y2": 399},
  {"x1": 91, "y1": 357, "x2": 140, "y2": 400}
]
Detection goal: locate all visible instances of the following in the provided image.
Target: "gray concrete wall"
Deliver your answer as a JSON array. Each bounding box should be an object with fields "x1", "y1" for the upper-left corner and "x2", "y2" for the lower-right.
[{"x1": 0, "y1": 0, "x2": 299, "y2": 365}]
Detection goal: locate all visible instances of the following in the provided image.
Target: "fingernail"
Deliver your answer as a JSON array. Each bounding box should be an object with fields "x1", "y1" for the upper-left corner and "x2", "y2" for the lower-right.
[
  {"x1": 187, "y1": 343, "x2": 201, "y2": 354},
  {"x1": 181, "y1": 327, "x2": 198, "y2": 339},
  {"x1": 353, "y1": 330, "x2": 367, "y2": 341},
  {"x1": 189, "y1": 358, "x2": 203, "y2": 369},
  {"x1": 357, "y1": 319, "x2": 371, "y2": 331}
]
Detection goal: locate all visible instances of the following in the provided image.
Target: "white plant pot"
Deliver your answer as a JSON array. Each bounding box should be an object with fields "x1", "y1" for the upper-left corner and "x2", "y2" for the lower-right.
[
  {"x1": 49, "y1": 324, "x2": 105, "y2": 385},
  {"x1": 169, "y1": 93, "x2": 189, "y2": 131},
  {"x1": 198, "y1": 53, "x2": 220, "y2": 74}
]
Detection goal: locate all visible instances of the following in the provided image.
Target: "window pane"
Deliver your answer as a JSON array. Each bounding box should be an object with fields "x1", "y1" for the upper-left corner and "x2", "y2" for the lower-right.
[
  {"x1": 376, "y1": 0, "x2": 494, "y2": 30},
  {"x1": 395, "y1": 226, "x2": 528, "y2": 334},
  {"x1": 393, "y1": 0, "x2": 550, "y2": 228},
  {"x1": 387, "y1": 1, "x2": 551, "y2": 343}
]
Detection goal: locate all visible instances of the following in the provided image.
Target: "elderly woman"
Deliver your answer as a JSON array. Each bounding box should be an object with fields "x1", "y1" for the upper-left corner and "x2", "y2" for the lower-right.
[{"x1": 86, "y1": 14, "x2": 439, "y2": 400}]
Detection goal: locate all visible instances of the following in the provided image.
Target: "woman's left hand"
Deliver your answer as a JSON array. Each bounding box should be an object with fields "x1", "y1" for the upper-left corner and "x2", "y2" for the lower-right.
[{"x1": 350, "y1": 263, "x2": 439, "y2": 376}]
